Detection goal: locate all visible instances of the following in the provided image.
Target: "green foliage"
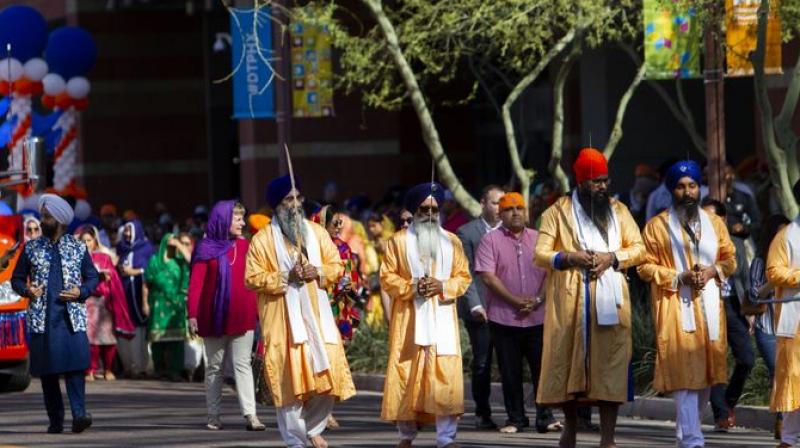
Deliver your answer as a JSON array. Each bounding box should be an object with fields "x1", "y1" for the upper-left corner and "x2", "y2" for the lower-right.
[
  {"x1": 345, "y1": 323, "x2": 390, "y2": 373},
  {"x1": 631, "y1": 278, "x2": 657, "y2": 396},
  {"x1": 296, "y1": 0, "x2": 640, "y2": 111}
]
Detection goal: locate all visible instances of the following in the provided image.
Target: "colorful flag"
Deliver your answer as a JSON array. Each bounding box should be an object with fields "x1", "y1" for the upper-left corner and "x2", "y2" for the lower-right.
[
  {"x1": 291, "y1": 8, "x2": 335, "y2": 118},
  {"x1": 725, "y1": 0, "x2": 782, "y2": 77},
  {"x1": 643, "y1": 0, "x2": 701, "y2": 79}
]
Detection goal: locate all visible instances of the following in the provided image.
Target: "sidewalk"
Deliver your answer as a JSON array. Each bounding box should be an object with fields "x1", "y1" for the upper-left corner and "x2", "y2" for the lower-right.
[{"x1": 352, "y1": 373, "x2": 775, "y2": 430}]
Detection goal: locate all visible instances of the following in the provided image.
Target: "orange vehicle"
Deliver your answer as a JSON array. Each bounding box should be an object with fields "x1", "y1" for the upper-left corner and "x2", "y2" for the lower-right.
[{"x1": 0, "y1": 216, "x2": 29, "y2": 393}]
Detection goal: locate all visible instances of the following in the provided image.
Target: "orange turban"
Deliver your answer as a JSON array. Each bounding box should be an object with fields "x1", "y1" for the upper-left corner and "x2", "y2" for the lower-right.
[
  {"x1": 499, "y1": 192, "x2": 525, "y2": 211},
  {"x1": 248, "y1": 214, "x2": 270, "y2": 233},
  {"x1": 573, "y1": 147, "x2": 608, "y2": 184}
]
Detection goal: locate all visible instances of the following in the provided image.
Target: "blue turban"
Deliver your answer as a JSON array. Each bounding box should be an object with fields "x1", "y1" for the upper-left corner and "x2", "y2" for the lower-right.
[
  {"x1": 404, "y1": 182, "x2": 445, "y2": 213},
  {"x1": 266, "y1": 175, "x2": 301, "y2": 209},
  {"x1": 664, "y1": 160, "x2": 702, "y2": 191}
]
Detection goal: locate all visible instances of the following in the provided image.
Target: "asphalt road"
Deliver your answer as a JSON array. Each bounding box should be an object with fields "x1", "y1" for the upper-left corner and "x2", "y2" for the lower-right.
[{"x1": 0, "y1": 379, "x2": 779, "y2": 447}]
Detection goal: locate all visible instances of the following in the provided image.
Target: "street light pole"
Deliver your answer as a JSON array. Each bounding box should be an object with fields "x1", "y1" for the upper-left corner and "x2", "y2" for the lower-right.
[{"x1": 704, "y1": 10, "x2": 726, "y2": 201}]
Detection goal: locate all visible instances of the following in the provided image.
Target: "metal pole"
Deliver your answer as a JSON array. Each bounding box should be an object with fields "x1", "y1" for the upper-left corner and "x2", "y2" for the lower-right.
[
  {"x1": 272, "y1": 0, "x2": 292, "y2": 175},
  {"x1": 704, "y1": 11, "x2": 726, "y2": 201}
]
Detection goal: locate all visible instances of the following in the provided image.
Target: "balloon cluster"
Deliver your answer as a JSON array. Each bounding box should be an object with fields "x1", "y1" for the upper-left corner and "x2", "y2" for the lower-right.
[{"x1": 0, "y1": 6, "x2": 96, "y2": 110}]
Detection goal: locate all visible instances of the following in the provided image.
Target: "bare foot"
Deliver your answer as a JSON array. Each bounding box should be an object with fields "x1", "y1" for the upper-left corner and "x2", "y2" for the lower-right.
[{"x1": 310, "y1": 435, "x2": 328, "y2": 448}]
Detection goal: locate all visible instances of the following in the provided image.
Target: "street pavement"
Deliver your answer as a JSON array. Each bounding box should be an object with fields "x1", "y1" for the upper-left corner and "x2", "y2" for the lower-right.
[{"x1": 0, "y1": 379, "x2": 780, "y2": 447}]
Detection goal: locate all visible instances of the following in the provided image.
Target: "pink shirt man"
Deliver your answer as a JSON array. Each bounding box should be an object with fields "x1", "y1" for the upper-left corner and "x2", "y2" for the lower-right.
[{"x1": 474, "y1": 226, "x2": 547, "y2": 327}]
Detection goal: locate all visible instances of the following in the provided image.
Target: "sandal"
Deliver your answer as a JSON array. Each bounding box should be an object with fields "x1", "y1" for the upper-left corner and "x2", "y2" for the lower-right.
[{"x1": 499, "y1": 425, "x2": 519, "y2": 434}]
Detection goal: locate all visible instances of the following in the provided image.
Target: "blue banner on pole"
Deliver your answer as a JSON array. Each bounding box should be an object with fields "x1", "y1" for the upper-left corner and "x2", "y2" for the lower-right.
[{"x1": 230, "y1": 8, "x2": 275, "y2": 119}]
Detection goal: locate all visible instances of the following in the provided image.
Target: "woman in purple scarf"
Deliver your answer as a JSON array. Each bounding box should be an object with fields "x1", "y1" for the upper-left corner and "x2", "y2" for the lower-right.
[
  {"x1": 115, "y1": 219, "x2": 155, "y2": 378},
  {"x1": 187, "y1": 200, "x2": 263, "y2": 431}
]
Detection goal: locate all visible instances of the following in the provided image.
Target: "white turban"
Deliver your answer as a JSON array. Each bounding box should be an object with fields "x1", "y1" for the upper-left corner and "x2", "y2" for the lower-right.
[{"x1": 39, "y1": 194, "x2": 75, "y2": 226}]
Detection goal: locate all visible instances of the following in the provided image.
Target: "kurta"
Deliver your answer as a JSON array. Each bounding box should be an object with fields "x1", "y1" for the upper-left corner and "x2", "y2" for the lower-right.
[
  {"x1": 766, "y1": 226, "x2": 800, "y2": 412},
  {"x1": 534, "y1": 196, "x2": 646, "y2": 404},
  {"x1": 11, "y1": 244, "x2": 99, "y2": 376},
  {"x1": 379, "y1": 229, "x2": 472, "y2": 422},
  {"x1": 245, "y1": 220, "x2": 356, "y2": 408},
  {"x1": 637, "y1": 209, "x2": 736, "y2": 393}
]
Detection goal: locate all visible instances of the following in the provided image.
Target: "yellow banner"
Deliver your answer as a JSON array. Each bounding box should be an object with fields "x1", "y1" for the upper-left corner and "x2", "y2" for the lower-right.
[
  {"x1": 290, "y1": 9, "x2": 335, "y2": 118},
  {"x1": 725, "y1": 0, "x2": 782, "y2": 77}
]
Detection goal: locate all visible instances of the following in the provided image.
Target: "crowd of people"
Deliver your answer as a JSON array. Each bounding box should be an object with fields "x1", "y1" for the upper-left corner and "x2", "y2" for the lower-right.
[{"x1": 5, "y1": 147, "x2": 800, "y2": 448}]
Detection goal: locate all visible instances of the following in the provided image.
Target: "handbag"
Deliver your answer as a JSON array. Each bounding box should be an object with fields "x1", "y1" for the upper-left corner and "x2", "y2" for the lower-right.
[{"x1": 251, "y1": 338, "x2": 273, "y2": 406}]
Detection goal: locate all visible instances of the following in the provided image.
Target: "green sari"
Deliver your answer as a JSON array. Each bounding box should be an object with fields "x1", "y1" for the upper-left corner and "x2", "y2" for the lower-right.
[{"x1": 145, "y1": 234, "x2": 189, "y2": 342}]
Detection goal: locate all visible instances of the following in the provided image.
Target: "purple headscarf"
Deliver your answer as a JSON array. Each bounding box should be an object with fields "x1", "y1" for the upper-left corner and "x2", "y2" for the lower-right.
[
  {"x1": 116, "y1": 220, "x2": 155, "y2": 269},
  {"x1": 192, "y1": 200, "x2": 237, "y2": 336}
]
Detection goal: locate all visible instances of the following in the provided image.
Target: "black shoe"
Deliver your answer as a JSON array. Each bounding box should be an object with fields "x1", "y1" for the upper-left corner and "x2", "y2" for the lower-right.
[
  {"x1": 47, "y1": 424, "x2": 63, "y2": 434},
  {"x1": 475, "y1": 416, "x2": 497, "y2": 430},
  {"x1": 72, "y1": 414, "x2": 92, "y2": 433}
]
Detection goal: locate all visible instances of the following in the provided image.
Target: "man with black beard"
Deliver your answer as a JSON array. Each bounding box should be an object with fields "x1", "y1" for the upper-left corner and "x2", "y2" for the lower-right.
[
  {"x1": 534, "y1": 148, "x2": 646, "y2": 448},
  {"x1": 12, "y1": 194, "x2": 99, "y2": 434},
  {"x1": 245, "y1": 175, "x2": 355, "y2": 448},
  {"x1": 638, "y1": 160, "x2": 737, "y2": 448}
]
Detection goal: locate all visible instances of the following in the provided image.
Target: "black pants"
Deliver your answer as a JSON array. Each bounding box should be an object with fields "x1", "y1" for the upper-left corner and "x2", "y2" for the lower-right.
[
  {"x1": 490, "y1": 321, "x2": 553, "y2": 429},
  {"x1": 41, "y1": 370, "x2": 87, "y2": 427},
  {"x1": 464, "y1": 319, "x2": 493, "y2": 418},
  {"x1": 710, "y1": 297, "x2": 755, "y2": 421}
]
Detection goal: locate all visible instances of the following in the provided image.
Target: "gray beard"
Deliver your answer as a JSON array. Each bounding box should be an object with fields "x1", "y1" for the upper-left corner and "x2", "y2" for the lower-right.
[
  {"x1": 414, "y1": 217, "x2": 440, "y2": 264},
  {"x1": 276, "y1": 206, "x2": 305, "y2": 247}
]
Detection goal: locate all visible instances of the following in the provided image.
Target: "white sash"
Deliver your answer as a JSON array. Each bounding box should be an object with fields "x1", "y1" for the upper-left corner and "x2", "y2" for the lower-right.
[
  {"x1": 405, "y1": 224, "x2": 458, "y2": 356},
  {"x1": 570, "y1": 191, "x2": 625, "y2": 326},
  {"x1": 776, "y1": 218, "x2": 800, "y2": 338},
  {"x1": 666, "y1": 208, "x2": 722, "y2": 341},
  {"x1": 270, "y1": 220, "x2": 339, "y2": 373}
]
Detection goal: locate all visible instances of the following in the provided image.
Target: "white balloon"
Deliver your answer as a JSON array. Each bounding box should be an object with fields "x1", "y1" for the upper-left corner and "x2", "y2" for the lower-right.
[
  {"x1": 42, "y1": 73, "x2": 66, "y2": 96},
  {"x1": 0, "y1": 58, "x2": 24, "y2": 82},
  {"x1": 66, "y1": 77, "x2": 90, "y2": 99},
  {"x1": 23, "y1": 58, "x2": 48, "y2": 82}
]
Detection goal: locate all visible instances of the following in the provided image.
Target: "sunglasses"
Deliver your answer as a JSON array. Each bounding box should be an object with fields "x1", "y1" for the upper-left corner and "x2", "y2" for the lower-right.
[{"x1": 417, "y1": 206, "x2": 439, "y2": 214}]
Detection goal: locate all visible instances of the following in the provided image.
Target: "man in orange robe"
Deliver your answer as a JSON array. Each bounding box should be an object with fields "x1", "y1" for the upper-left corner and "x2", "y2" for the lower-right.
[
  {"x1": 380, "y1": 182, "x2": 472, "y2": 448},
  {"x1": 245, "y1": 175, "x2": 356, "y2": 448},
  {"x1": 638, "y1": 160, "x2": 736, "y2": 448}
]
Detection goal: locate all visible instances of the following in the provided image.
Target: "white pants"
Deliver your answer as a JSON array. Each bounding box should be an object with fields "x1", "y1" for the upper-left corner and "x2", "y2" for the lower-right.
[
  {"x1": 204, "y1": 331, "x2": 256, "y2": 417},
  {"x1": 782, "y1": 409, "x2": 800, "y2": 446},
  {"x1": 276, "y1": 395, "x2": 335, "y2": 448},
  {"x1": 673, "y1": 388, "x2": 710, "y2": 448},
  {"x1": 398, "y1": 416, "x2": 458, "y2": 448},
  {"x1": 117, "y1": 326, "x2": 149, "y2": 375}
]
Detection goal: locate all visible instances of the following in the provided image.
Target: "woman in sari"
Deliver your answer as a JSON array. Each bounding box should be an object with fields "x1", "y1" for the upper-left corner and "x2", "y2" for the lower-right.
[
  {"x1": 145, "y1": 233, "x2": 191, "y2": 381},
  {"x1": 313, "y1": 205, "x2": 363, "y2": 342},
  {"x1": 116, "y1": 220, "x2": 155, "y2": 378},
  {"x1": 78, "y1": 226, "x2": 134, "y2": 381}
]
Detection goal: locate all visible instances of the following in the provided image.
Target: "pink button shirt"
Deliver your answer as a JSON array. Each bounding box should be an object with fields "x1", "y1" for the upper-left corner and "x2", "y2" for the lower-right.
[{"x1": 474, "y1": 226, "x2": 547, "y2": 327}]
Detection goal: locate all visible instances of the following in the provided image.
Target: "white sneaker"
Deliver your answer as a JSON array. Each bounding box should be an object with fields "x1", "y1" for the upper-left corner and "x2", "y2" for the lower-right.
[{"x1": 207, "y1": 415, "x2": 222, "y2": 430}]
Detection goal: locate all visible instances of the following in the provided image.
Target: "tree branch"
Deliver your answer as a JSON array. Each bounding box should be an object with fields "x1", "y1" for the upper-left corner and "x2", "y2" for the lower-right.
[
  {"x1": 363, "y1": 0, "x2": 481, "y2": 216},
  {"x1": 752, "y1": 0, "x2": 798, "y2": 217},
  {"x1": 603, "y1": 61, "x2": 646, "y2": 159},
  {"x1": 621, "y1": 44, "x2": 706, "y2": 156},
  {"x1": 501, "y1": 27, "x2": 578, "y2": 205},
  {"x1": 550, "y1": 39, "x2": 581, "y2": 195}
]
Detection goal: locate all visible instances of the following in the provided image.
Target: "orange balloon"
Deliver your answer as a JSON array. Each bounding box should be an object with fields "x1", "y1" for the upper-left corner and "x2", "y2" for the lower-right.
[
  {"x1": 42, "y1": 95, "x2": 55, "y2": 109},
  {"x1": 55, "y1": 92, "x2": 71, "y2": 109},
  {"x1": 74, "y1": 98, "x2": 88, "y2": 111}
]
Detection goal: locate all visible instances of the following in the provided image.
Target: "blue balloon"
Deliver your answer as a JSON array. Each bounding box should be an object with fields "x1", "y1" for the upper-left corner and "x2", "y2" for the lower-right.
[
  {"x1": 45, "y1": 27, "x2": 97, "y2": 80},
  {"x1": 0, "y1": 6, "x2": 48, "y2": 62},
  {"x1": 0, "y1": 201, "x2": 13, "y2": 217}
]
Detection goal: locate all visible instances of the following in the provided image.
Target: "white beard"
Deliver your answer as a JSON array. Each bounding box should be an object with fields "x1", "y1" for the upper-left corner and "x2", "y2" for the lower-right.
[{"x1": 415, "y1": 219, "x2": 439, "y2": 267}]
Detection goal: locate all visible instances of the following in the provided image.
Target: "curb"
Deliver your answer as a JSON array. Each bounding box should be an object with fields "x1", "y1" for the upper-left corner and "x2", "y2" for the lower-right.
[{"x1": 352, "y1": 373, "x2": 775, "y2": 431}]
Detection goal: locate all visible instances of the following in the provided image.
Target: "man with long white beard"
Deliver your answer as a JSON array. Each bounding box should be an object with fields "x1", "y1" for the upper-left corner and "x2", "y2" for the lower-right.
[
  {"x1": 638, "y1": 160, "x2": 736, "y2": 448},
  {"x1": 766, "y1": 179, "x2": 800, "y2": 448},
  {"x1": 245, "y1": 175, "x2": 356, "y2": 448},
  {"x1": 380, "y1": 182, "x2": 472, "y2": 448},
  {"x1": 534, "y1": 148, "x2": 645, "y2": 448}
]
